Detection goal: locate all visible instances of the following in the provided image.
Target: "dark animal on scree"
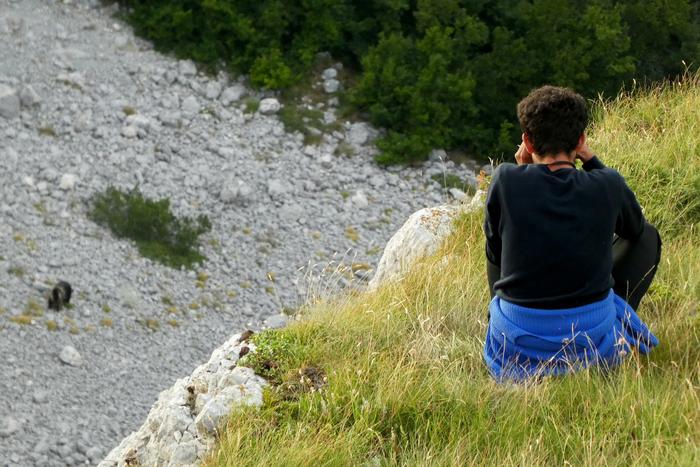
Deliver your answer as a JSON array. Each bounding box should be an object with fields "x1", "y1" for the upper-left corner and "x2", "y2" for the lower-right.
[{"x1": 48, "y1": 281, "x2": 72, "y2": 311}]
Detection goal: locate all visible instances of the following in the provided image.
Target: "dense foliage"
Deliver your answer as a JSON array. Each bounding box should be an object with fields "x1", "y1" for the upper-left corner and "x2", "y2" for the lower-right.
[
  {"x1": 117, "y1": 0, "x2": 700, "y2": 163},
  {"x1": 90, "y1": 187, "x2": 212, "y2": 269}
]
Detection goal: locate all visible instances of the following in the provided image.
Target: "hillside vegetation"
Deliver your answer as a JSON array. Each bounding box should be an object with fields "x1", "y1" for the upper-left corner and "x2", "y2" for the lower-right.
[
  {"x1": 206, "y1": 79, "x2": 700, "y2": 465},
  {"x1": 116, "y1": 0, "x2": 700, "y2": 163}
]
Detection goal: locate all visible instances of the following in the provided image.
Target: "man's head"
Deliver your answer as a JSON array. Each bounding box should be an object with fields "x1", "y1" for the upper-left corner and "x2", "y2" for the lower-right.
[{"x1": 517, "y1": 86, "x2": 588, "y2": 157}]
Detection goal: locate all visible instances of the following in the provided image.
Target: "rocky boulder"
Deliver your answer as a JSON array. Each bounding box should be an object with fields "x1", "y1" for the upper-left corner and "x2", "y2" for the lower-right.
[
  {"x1": 368, "y1": 192, "x2": 485, "y2": 290},
  {"x1": 99, "y1": 331, "x2": 266, "y2": 467}
]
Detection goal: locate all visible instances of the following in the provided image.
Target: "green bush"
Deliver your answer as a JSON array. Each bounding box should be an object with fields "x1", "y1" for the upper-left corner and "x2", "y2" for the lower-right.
[
  {"x1": 89, "y1": 187, "x2": 211, "y2": 269},
  {"x1": 116, "y1": 0, "x2": 700, "y2": 163}
]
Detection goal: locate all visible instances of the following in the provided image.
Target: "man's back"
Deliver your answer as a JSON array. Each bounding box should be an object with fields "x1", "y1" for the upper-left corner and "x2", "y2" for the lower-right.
[{"x1": 484, "y1": 158, "x2": 645, "y2": 309}]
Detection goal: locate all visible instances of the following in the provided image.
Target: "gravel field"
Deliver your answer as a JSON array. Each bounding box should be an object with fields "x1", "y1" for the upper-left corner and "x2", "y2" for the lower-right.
[{"x1": 0, "y1": 0, "x2": 481, "y2": 465}]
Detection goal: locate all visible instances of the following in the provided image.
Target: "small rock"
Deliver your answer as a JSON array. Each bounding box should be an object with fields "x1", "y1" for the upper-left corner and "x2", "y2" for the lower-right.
[
  {"x1": 267, "y1": 178, "x2": 288, "y2": 198},
  {"x1": 118, "y1": 285, "x2": 141, "y2": 309},
  {"x1": 114, "y1": 35, "x2": 129, "y2": 48},
  {"x1": 19, "y1": 85, "x2": 41, "y2": 108},
  {"x1": 205, "y1": 81, "x2": 222, "y2": 100},
  {"x1": 348, "y1": 123, "x2": 370, "y2": 145},
  {"x1": 319, "y1": 153, "x2": 333, "y2": 168},
  {"x1": 350, "y1": 190, "x2": 369, "y2": 208},
  {"x1": 181, "y1": 95, "x2": 200, "y2": 115},
  {"x1": 59, "y1": 173, "x2": 78, "y2": 190},
  {"x1": 263, "y1": 314, "x2": 288, "y2": 329},
  {"x1": 259, "y1": 98, "x2": 281, "y2": 115},
  {"x1": 0, "y1": 85, "x2": 20, "y2": 119},
  {"x1": 85, "y1": 446, "x2": 102, "y2": 462},
  {"x1": 323, "y1": 79, "x2": 340, "y2": 94},
  {"x1": 448, "y1": 187, "x2": 467, "y2": 201},
  {"x1": 0, "y1": 417, "x2": 20, "y2": 437},
  {"x1": 121, "y1": 126, "x2": 138, "y2": 138},
  {"x1": 125, "y1": 114, "x2": 151, "y2": 131},
  {"x1": 169, "y1": 441, "x2": 199, "y2": 465},
  {"x1": 322, "y1": 68, "x2": 338, "y2": 80},
  {"x1": 429, "y1": 149, "x2": 447, "y2": 162},
  {"x1": 179, "y1": 60, "x2": 197, "y2": 77},
  {"x1": 220, "y1": 84, "x2": 246, "y2": 105},
  {"x1": 220, "y1": 179, "x2": 254, "y2": 206},
  {"x1": 32, "y1": 390, "x2": 49, "y2": 404},
  {"x1": 159, "y1": 111, "x2": 182, "y2": 128},
  {"x1": 58, "y1": 345, "x2": 83, "y2": 367}
]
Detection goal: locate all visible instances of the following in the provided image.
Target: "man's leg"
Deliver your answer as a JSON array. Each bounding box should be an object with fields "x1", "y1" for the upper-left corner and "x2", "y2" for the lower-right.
[{"x1": 612, "y1": 222, "x2": 662, "y2": 310}]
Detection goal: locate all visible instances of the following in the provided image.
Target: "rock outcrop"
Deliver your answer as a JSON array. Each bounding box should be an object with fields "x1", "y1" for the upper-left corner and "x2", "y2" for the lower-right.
[
  {"x1": 369, "y1": 192, "x2": 485, "y2": 290},
  {"x1": 99, "y1": 331, "x2": 266, "y2": 467}
]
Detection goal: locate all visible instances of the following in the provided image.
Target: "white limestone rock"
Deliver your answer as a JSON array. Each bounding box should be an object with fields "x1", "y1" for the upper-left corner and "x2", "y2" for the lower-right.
[
  {"x1": 259, "y1": 98, "x2": 281, "y2": 115},
  {"x1": 125, "y1": 114, "x2": 151, "y2": 131},
  {"x1": 368, "y1": 192, "x2": 485, "y2": 290},
  {"x1": 178, "y1": 60, "x2": 197, "y2": 78},
  {"x1": 350, "y1": 190, "x2": 369, "y2": 209},
  {"x1": 99, "y1": 331, "x2": 267, "y2": 467},
  {"x1": 348, "y1": 122, "x2": 371, "y2": 145},
  {"x1": 19, "y1": 85, "x2": 41, "y2": 108},
  {"x1": 322, "y1": 68, "x2": 338, "y2": 80},
  {"x1": 58, "y1": 345, "x2": 83, "y2": 367},
  {"x1": 220, "y1": 84, "x2": 246, "y2": 105},
  {"x1": 220, "y1": 178, "x2": 254, "y2": 206},
  {"x1": 0, "y1": 85, "x2": 20, "y2": 119},
  {"x1": 323, "y1": 79, "x2": 340, "y2": 94},
  {"x1": 205, "y1": 81, "x2": 222, "y2": 100},
  {"x1": 267, "y1": 178, "x2": 288, "y2": 199},
  {"x1": 59, "y1": 173, "x2": 78, "y2": 191},
  {"x1": 181, "y1": 95, "x2": 200, "y2": 115}
]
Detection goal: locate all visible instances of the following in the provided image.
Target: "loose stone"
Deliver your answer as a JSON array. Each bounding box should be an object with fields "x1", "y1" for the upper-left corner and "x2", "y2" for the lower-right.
[
  {"x1": 58, "y1": 345, "x2": 83, "y2": 367},
  {"x1": 0, "y1": 84, "x2": 20, "y2": 119}
]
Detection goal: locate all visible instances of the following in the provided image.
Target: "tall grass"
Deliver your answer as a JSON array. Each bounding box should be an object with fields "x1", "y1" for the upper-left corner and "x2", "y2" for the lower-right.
[{"x1": 207, "y1": 78, "x2": 700, "y2": 466}]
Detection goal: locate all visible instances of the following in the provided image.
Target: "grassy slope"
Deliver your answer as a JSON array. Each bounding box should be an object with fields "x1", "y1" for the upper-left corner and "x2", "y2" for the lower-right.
[{"x1": 207, "y1": 79, "x2": 700, "y2": 466}]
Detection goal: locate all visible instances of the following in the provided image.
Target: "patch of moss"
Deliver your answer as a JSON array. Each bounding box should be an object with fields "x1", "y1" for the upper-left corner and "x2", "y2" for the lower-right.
[
  {"x1": 143, "y1": 318, "x2": 160, "y2": 332},
  {"x1": 100, "y1": 318, "x2": 113, "y2": 327},
  {"x1": 344, "y1": 226, "x2": 360, "y2": 242},
  {"x1": 9, "y1": 315, "x2": 33, "y2": 326},
  {"x1": 243, "y1": 98, "x2": 260, "y2": 114},
  {"x1": 38, "y1": 126, "x2": 57, "y2": 137},
  {"x1": 46, "y1": 320, "x2": 58, "y2": 331}
]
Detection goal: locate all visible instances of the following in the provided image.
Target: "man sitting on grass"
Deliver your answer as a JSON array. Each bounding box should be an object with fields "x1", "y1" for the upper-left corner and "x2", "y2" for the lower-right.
[{"x1": 483, "y1": 86, "x2": 662, "y2": 380}]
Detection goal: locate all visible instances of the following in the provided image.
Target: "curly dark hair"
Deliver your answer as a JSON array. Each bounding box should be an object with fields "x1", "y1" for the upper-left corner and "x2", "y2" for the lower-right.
[{"x1": 517, "y1": 86, "x2": 588, "y2": 156}]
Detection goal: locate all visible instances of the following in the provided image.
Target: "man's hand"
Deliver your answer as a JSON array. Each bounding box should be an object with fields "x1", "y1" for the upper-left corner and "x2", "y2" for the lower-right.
[
  {"x1": 515, "y1": 143, "x2": 533, "y2": 165},
  {"x1": 576, "y1": 142, "x2": 595, "y2": 162}
]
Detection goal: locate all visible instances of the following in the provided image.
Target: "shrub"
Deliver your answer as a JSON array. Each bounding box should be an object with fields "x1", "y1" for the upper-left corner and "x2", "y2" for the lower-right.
[
  {"x1": 89, "y1": 187, "x2": 211, "y2": 269},
  {"x1": 116, "y1": 0, "x2": 700, "y2": 163}
]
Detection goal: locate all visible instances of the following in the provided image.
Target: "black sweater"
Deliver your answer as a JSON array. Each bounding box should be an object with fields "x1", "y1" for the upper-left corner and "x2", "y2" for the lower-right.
[{"x1": 484, "y1": 156, "x2": 645, "y2": 309}]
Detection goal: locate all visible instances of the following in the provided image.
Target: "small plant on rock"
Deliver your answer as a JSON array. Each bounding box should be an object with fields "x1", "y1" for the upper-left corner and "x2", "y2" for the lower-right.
[{"x1": 89, "y1": 187, "x2": 211, "y2": 269}]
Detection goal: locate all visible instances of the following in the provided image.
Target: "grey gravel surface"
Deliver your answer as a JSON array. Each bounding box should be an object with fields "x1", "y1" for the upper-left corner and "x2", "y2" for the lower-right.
[{"x1": 0, "y1": 0, "x2": 480, "y2": 465}]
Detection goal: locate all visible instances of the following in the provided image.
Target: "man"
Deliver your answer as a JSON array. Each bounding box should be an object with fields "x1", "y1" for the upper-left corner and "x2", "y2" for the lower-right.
[{"x1": 482, "y1": 86, "x2": 662, "y2": 380}]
